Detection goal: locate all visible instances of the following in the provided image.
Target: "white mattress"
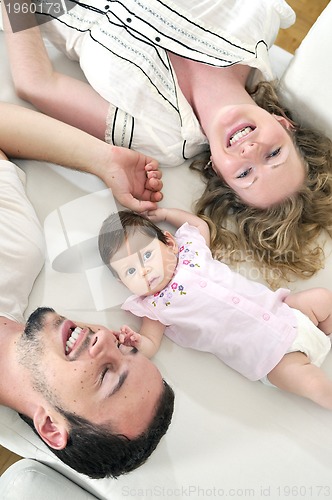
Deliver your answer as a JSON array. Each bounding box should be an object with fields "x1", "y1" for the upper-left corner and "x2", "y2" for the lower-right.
[{"x1": 1, "y1": 3, "x2": 332, "y2": 498}]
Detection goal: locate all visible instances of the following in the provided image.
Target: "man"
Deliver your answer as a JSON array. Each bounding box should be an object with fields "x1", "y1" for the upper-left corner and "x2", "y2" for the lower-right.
[
  {"x1": 1, "y1": 307, "x2": 174, "y2": 479},
  {"x1": 0, "y1": 148, "x2": 173, "y2": 479}
]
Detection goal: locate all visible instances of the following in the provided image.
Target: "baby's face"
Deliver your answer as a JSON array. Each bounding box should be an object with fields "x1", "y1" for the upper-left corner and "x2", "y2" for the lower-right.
[{"x1": 111, "y1": 234, "x2": 178, "y2": 296}]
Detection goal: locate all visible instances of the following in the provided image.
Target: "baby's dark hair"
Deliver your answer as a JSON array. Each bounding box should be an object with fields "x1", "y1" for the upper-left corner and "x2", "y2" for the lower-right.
[{"x1": 98, "y1": 210, "x2": 167, "y2": 277}]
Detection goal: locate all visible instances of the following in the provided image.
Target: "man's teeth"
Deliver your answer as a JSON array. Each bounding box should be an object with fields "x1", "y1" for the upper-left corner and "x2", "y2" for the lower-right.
[
  {"x1": 66, "y1": 327, "x2": 82, "y2": 353},
  {"x1": 229, "y1": 126, "x2": 252, "y2": 145}
]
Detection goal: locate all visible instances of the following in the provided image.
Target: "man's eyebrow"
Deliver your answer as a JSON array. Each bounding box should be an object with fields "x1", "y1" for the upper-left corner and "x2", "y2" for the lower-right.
[
  {"x1": 107, "y1": 348, "x2": 137, "y2": 397},
  {"x1": 54, "y1": 314, "x2": 66, "y2": 328},
  {"x1": 107, "y1": 371, "x2": 128, "y2": 398}
]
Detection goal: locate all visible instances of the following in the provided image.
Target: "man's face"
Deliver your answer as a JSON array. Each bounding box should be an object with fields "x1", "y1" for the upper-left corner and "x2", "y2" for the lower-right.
[{"x1": 18, "y1": 308, "x2": 164, "y2": 438}]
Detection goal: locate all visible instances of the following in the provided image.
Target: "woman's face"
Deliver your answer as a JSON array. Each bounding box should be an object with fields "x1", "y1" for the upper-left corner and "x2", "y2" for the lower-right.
[{"x1": 208, "y1": 104, "x2": 306, "y2": 208}]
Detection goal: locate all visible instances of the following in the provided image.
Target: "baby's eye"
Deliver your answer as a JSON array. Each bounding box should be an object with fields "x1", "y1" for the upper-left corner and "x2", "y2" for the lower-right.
[
  {"x1": 237, "y1": 167, "x2": 252, "y2": 179},
  {"x1": 143, "y1": 250, "x2": 152, "y2": 261},
  {"x1": 267, "y1": 147, "x2": 281, "y2": 158},
  {"x1": 126, "y1": 267, "x2": 136, "y2": 276}
]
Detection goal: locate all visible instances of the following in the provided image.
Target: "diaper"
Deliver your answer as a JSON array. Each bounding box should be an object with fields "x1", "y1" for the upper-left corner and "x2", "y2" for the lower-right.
[{"x1": 261, "y1": 308, "x2": 331, "y2": 386}]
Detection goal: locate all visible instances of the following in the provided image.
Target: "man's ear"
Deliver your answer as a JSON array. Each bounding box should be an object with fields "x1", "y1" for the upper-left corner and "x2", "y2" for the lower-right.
[
  {"x1": 164, "y1": 231, "x2": 178, "y2": 253},
  {"x1": 33, "y1": 406, "x2": 68, "y2": 450}
]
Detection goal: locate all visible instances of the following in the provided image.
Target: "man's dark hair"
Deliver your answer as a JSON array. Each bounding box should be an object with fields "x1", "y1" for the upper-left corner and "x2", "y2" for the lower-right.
[{"x1": 20, "y1": 379, "x2": 174, "y2": 479}]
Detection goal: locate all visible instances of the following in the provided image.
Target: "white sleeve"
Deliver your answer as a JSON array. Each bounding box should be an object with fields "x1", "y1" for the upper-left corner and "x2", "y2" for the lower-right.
[{"x1": 0, "y1": 160, "x2": 44, "y2": 322}]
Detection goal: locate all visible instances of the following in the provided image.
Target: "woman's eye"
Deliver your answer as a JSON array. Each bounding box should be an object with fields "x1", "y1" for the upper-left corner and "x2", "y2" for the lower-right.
[
  {"x1": 143, "y1": 250, "x2": 152, "y2": 261},
  {"x1": 237, "y1": 167, "x2": 252, "y2": 179},
  {"x1": 267, "y1": 147, "x2": 281, "y2": 158},
  {"x1": 127, "y1": 267, "x2": 136, "y2": 276}
]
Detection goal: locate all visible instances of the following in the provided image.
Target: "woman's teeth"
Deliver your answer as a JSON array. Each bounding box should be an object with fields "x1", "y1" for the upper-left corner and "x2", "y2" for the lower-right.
[
  {"x1": 229, "y1": 126, "x2": 252, "y2": 146},
  {"x1": 66, "y1": 327, "x2": 82, "y2": 353}
]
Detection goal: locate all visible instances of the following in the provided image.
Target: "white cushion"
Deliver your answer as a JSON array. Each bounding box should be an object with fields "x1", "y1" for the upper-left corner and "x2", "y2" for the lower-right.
[{"x1": 280, "y1": 1, "x2": 332, "y2": 139}]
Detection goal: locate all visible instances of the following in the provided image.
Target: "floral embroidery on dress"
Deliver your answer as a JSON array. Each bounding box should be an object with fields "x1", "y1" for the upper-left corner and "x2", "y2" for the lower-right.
[
  {"x1": 150, "y1": 239, "x2": 200, "y2": 307},
  {"x1": 178, "y1": 242, "x2": 200, "y2": 268}
]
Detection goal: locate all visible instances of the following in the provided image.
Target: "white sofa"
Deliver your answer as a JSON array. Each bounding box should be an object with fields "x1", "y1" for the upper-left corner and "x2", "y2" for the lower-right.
[{"x1": 1, "y1": 3, "x2": 332, "y2": 499}]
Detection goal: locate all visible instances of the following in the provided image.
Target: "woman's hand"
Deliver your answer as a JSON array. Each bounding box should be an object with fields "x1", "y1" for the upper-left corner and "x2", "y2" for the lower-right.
[
  {"x1": 101, "y1": 146, "x2": 163, "y2": 212},
  {"x1": 0, "y1": 102, "x2": 162, "y2": 212}
]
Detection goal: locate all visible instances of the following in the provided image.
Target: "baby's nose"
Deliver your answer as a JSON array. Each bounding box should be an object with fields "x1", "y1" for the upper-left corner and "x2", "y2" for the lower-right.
[{"x1": 141, "y1": 266, "x2": 151, "y2": 276}]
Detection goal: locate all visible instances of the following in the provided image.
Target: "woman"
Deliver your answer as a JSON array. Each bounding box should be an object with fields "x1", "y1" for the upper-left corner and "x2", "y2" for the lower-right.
[{"x1": 3, "y1": 0, "x2": 332, "y2": 285}]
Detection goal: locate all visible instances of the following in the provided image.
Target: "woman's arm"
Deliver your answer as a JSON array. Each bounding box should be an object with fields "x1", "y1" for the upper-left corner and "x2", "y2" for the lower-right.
[
  {"x1": 0, "y1": 102, "x2": 162, "y2": 211},
  {"x1": 148, "y1": 207, "x2": 210, "y2": 245},
  {"x1": 2, "y1": 1, "x2": 109, "y2": 140}
]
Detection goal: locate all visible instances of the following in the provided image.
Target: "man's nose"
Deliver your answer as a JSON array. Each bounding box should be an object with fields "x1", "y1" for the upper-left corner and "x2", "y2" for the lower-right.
[{"x1": 89, "y1": 329, "x2": 120, "y2": 361}]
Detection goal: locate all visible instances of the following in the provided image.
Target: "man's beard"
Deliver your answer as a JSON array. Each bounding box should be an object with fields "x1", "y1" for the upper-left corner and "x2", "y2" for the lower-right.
[{"x1": 16, "y1": 306, "x2": 61, "y2": 407}]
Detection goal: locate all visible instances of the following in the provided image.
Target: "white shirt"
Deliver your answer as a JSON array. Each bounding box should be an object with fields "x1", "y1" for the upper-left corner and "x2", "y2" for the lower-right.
[
  {"x1": 0, "y1": 161, "x2": 44, "y2": 322},
  {"x1": 40, "y1": 0, "x2": 295, "y2": 166}
]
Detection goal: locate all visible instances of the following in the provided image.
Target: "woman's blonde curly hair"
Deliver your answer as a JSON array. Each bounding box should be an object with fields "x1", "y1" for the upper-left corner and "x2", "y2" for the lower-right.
[{"x1": 191, "y1": 80, "x2": 332, "y2": 288}]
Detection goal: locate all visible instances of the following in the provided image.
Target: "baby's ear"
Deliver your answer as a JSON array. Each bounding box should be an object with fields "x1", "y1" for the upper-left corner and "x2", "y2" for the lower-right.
[{"x1": 164, "y1": 231, "x2": 178, "y2": 253}]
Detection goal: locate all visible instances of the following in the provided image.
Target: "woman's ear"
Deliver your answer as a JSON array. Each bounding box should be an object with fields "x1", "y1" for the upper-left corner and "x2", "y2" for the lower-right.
[
  {"x1": 272, "y1": 114, "x2": 295, "y2": 130},
  {"x1": 164, "y1": 231, "x2": 178, "y2": 253},
  {"x1": 205, "y1": 156, "x2": 217, "y2": 175},
  {"x1": 33, "y1": 406, "x2": 68, "y2": 450}
]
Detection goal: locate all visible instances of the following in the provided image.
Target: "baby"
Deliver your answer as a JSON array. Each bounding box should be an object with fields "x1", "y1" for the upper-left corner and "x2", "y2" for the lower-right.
[{"x1": 98, "y1": 208, "x2": 332, "y2": 408}]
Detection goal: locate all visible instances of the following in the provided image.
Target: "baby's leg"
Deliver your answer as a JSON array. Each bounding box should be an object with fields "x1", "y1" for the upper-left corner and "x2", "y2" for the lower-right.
[
  {"x1": 284, "y1": 288, "x2": 332, "y2": 334},
  {"x1": 267, "y1": 351, "x2": 332, "y2": 409}
]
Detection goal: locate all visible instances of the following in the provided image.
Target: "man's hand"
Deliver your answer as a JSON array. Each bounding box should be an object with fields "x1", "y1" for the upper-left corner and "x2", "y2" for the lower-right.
[{"x1": 102, "y1": 147, "x2": 163, "y2": 212}]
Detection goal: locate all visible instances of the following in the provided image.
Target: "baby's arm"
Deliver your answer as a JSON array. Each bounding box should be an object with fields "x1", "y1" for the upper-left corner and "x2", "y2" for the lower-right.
[
  {"x1": 284, "y1": 287, "x2": 332, "y2": 335},
  {"x1": 148, "y1": 207, "x2": 210, "y2": 245},
  {"x1": 117, "y1": 317, "x2": 166, "y2": 358}
]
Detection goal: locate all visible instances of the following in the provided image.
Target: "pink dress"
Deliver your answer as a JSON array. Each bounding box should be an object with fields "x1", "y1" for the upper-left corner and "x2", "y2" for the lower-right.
[{"x1": 122, "y1": 223, "x2": 297, "y2": 380}]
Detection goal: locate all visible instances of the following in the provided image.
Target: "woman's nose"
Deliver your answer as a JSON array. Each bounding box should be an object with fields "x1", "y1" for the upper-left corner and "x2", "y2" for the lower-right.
[{"x1": 241, "y1": 142, "x2": 257, "y2": 156}]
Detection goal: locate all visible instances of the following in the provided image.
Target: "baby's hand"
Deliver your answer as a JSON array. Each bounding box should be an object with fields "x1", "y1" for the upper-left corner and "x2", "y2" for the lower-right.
[
  {"x1": 116, "y1": 325, "x2": 142, "y2": 349},
  {"x1": 146, "y1": 207, "x2": 167, "y2": 223}
]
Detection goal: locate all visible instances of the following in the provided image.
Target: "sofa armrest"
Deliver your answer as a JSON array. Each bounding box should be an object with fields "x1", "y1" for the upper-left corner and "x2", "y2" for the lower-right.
[{"x1": 0, "y1": 459, "x2": 99, "y2": 500}]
